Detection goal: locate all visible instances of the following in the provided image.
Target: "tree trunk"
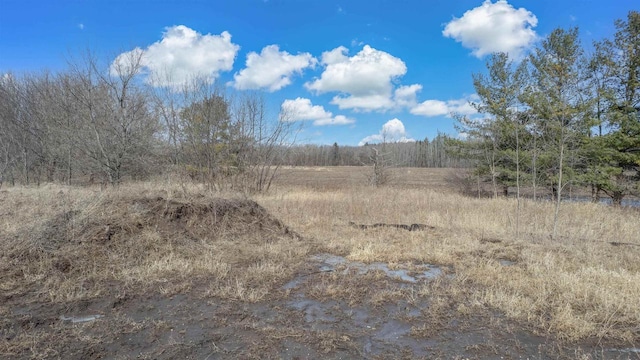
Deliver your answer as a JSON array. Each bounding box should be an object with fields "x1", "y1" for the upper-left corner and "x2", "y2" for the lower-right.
[
  {"x1": 552, "y1": 142, "x2": 565, "y2": 239},
  {"x1": 612, "y1": 191, "x2": 623, "y2": 207}
]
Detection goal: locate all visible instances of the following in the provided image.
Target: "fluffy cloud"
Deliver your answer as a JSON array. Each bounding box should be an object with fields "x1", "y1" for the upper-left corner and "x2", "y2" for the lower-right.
[
  {"x1": 112, "y1": 25, "x2": 240, "y2": 89},
  {"x1": 393, "y1": 84, "x2": 422, "y2": 108},
  {"x1": 231, "y1": 45, "x2": 316, "y2": 92},
  {"x1": 281, "y1": 97, "x2": 355, "y2": 126},
  {"x1": 332, "y1": 94, "x2": 395, "y2": 111},
  {"x1": 111, "y1": 47, "x2": 146, "y2": 78},
  {"x1": 410, "y1": 96, "x2": 478, "y2": 117},
  {"x1": 411, "y1": 100, "x2": 449, "y2": 117},
  {"x1": 359, "y1": 118, "x2": 415, "y2": 146},
  {"x1": 443, "y1": 0, "x2": 538, "y2": 59},
  {"x1": 305, "y1": 45, "x2": 407, "y2": 112}
]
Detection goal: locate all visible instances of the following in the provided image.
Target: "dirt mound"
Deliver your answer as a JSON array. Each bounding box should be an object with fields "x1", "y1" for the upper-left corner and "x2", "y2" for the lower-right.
[
  {"x1": 148, "y1": 197, "x2": 301, "y2": 240},
  {"x1": 12, "y1": 196, "x2": 299, "y2": 253},
  {"x1": 65, "y1": 196, "x2": 301, "y2": 247}
]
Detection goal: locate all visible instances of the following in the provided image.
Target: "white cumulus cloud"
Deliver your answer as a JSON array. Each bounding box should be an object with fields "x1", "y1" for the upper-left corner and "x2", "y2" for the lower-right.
[
  {"x1": 305, "y1": 45, "x2": 407, "y2": 112},
  {"x1": 112, "y1": 25, "x2": 240, "y2": 89},
  {"x1": 281, "y1": 97, "x2": 355, "y2": 126},
  {"x1": 443, "y1": 0, "x2": 538, "y2": 59},
  {"x1": 411, "y1": 96, "x2": 478, "y2": 117},
  {"x1": 231, "y1": 45, "x2": 316, "y2": 92},
  {"x1": 393, "y1": 84, "x2": 422, "y2": 108},
  {"x1": 359, "y1": 118, "x2": 415, "y2": 146}
]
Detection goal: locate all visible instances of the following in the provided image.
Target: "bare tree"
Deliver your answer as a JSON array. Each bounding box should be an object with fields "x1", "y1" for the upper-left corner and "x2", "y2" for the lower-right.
[
  {"x1": 66, "y1": 50, "x2": 157, "y2": 185},
  {"x1": 234, "y1": 93, "x2": 299, "y2": 192},
  {"x1": 368, "y1": 146, "x2": 393, "y2": 187}
]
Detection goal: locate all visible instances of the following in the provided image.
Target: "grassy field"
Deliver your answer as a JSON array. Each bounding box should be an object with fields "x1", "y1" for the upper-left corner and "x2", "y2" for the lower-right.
[{"x1": 1, "y1": 167, "x2": 639, "y2": 359}]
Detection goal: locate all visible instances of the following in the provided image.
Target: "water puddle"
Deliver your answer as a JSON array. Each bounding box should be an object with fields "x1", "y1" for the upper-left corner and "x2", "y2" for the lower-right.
[
  {"x1": 276, "y1": 253, "x2": 618, "y2": 358},
  {"x1": 607, "y1": 347, "x2": 640, "y2": 354},
  {"x1": 282, "y1": 277, "x2": 305, "y2": 290},
  {"x1": 309, "y1": 254, "x2": 443, "y2": 283},
  {"x1": 289, "y1": 299, "x2": 337, "y2": 325},
  {"x1": 373, "y1": 319, "x2": 412, "y2": 341},
  {"x1": 60, "y1": 314, "x2": 104, "y2": 323}
]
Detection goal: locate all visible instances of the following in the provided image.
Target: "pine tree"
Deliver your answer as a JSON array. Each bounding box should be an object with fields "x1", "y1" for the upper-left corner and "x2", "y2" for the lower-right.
[
  {"x1": 596, "y1": 11, "x2": 640, "y2": 205},
  {"x1": 523, "y1": 28, "x2": 591, "y2": 237}
]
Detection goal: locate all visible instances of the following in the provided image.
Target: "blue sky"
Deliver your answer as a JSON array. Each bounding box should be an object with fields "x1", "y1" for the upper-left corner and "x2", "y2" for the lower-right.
[{"x1": 0, "y1": 0, "x2": 635, "y2": 145}]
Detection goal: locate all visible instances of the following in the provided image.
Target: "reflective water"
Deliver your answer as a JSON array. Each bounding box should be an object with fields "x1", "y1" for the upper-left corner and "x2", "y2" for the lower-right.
[{"x1": 309, "y1": 254, "x2": 443, "y2": 283}]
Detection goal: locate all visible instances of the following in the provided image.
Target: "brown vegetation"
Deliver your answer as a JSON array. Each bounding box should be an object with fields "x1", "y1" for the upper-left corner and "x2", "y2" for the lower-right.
[{"x1": 1, "y1": 168, "x2": 639, "y2": 358}]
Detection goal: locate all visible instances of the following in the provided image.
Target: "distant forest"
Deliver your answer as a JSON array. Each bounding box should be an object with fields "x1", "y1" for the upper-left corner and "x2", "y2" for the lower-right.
[{"x1": 281, "y1": 137, "x2": 469, "y2": 168}]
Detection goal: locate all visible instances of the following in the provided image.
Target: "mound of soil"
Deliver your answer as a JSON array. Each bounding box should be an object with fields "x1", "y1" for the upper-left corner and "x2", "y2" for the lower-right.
[
  {"x1": 61, "y1": 196, "x2": 302, "y2": 247},
  {"x1": 148, "y1": 197, "x2": 301, "y2": 240}
]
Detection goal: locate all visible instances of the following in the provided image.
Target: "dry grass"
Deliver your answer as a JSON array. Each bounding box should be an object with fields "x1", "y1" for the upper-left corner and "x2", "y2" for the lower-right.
[
  {"x1": 1, "y1": 167, "x2": 639, "y2": 346},
  {"x1": 258, "y1": 173, "x2": 640, "y2": 343}
]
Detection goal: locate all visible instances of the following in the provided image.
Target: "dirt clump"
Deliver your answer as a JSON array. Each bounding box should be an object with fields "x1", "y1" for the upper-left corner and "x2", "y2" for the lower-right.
[
  {"x1": 26, "y1": 196, "x2": 301, "y2": 248},
  {"x1": 146, "y1": 197, "x2": 302, "y2": 240}
]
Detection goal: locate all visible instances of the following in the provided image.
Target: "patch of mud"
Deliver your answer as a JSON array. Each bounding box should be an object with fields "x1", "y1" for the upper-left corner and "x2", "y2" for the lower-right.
[
  {"x1": 3, "y1": 268, "x2": 636, "y2": 359},
  {"x1": 289, "y1": 299, "x2": 339, "y2": 330}
]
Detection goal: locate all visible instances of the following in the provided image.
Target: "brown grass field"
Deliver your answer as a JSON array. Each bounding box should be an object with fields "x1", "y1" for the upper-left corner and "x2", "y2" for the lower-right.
[{"x1": 1, "y1": 166, "x2": 639, "y2": 359}]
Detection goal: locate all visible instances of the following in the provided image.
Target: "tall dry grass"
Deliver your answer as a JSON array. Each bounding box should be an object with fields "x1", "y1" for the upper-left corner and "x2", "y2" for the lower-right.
[{"x1": 257, "y1": 185, "x2": 640, "y2": 342}]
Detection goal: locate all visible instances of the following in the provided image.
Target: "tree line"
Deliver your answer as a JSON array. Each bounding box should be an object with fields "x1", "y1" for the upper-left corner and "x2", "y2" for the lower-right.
[
  {"x1": 280, "y1": 136, "x2": 470, "y2": 168},
  {"x1": 447, "y1": 11, "x2": 639, "y2": 210}
]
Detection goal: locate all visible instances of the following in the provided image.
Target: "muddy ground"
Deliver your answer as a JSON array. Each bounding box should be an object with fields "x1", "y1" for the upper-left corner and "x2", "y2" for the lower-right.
[
  {"x1": 3, "y1": 257, "x2": 638, "y2": 359},
  {"x1": 1, "y1": 191, "x2": 638, "y2": 359}
]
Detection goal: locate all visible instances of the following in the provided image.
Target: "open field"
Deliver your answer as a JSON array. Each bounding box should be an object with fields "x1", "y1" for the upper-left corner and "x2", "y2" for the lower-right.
[
  {"x1": 1, "y1": 167, "x2": 639, "y2": 359},
  {"x1": 273, "y1": 166, "x2": 458, "y2": 191}
]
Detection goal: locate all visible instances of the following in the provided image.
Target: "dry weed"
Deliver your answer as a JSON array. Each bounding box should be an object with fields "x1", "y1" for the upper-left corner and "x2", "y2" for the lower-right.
[{"x1": 257, "y1": 183, "x2": 640, "y2": 342}]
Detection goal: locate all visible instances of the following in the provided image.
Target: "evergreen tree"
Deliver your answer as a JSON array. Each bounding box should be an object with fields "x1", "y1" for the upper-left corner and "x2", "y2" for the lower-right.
[
  {"x1": 596, "y1": 11, "x2": 640, "y2": 205},
  {"x1": 450, "y1": 53, "x2": 528, "y2": 198},
  {"x1": 523, "y1": 27, "x2": 591, "y2": 237}
]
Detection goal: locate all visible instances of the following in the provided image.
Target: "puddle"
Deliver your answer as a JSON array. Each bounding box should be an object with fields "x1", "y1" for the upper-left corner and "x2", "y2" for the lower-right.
[
  {"x1": 499, "y1": 259, "x2": 516, "y2": 266},
  {"x1": 286, "y1": 292, "x2": 433, "y2": 357},
  {"x1": 289, "y1": 299, "x2": 338, "y2": 325},
  {"x1": 309, "y1": 254, "x2": 442, "y2": 283},
  {"x1": 607, "y1": 348, "x2": 640, "y2": 354},
  {"x1": 283, "y1": 277, "x2": 304, "y2": 290},
  {"x1": 373, "y1": 319, "x2": 411, "y2": 341},
  {"x1": 60, "y1": 314, "x2": 104, "y2": 323}
]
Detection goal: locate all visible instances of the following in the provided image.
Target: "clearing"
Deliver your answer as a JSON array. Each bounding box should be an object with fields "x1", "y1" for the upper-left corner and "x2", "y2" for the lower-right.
[{"x1": 1, "y1": 168, "x2": 639, "y2": 359}]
